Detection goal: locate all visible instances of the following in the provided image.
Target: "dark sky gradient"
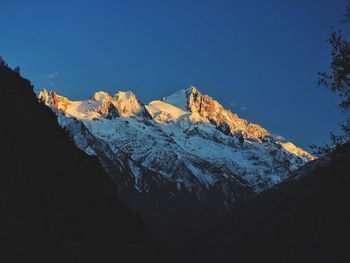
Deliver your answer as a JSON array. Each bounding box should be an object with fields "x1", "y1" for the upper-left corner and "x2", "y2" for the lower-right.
[{"x1": 1, "y1": 0, "x2": 348, "y2": 149}]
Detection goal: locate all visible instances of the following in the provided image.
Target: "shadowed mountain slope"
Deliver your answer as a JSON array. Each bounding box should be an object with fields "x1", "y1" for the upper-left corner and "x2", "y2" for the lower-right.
[
  {"x1": 0, "y1": 61, "x2": 168, "y2": 262},
  {"x1": 180, "y1": 143, "x2": 350, "y2": 263}
]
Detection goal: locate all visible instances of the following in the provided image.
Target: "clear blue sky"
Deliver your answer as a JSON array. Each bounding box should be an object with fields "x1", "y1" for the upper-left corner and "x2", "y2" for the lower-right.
[{"x1": 1, "y1": 0, "x2": 348, "y2": 149}]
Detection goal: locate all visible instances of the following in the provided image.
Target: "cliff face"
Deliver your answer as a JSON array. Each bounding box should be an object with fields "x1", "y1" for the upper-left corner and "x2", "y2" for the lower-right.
[{"x1": 183, "y1": 86, "x2": 270, "y2": 140}]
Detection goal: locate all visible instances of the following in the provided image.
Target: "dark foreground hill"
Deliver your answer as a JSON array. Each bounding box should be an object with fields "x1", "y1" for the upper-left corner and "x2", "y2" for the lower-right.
[
  {"x1": 0, "y1": 62, "x2": 169, "y2": 262},
  {"x1": 180, "y1": 143, "x2": 350, "y2": 263}
]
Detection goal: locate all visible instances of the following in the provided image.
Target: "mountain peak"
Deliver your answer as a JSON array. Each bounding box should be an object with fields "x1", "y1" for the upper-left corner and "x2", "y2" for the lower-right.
[
  {"x1": 38, "y1": 88, "x2": 50, "y2": 104},
  {"x1": 114, "y1": 90, "x2": 136, "y2": 100},
  {"x1": 38, "y1": 88, "x2": 70, "y2": 113},
  {"x1": 162, "y1": 85, "x2": 201, "y2": 110},
  {"x1": 93, "y1": 91, "x2": 112, "y2": 102},
  {"x1": 163, "y1": 85, "x2": 270, "y2": 141},
  {"x1": 114, "y1": 90, "x2": 150, "y2": 118},
  {"x1": 187, "y1": 85, "x2": 200, "y2": 95}
]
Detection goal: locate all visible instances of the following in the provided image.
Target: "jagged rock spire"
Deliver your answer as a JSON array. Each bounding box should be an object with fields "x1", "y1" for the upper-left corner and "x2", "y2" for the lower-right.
[{"x1": 164, "y1": 86, "x2": 270, "y2": 141}]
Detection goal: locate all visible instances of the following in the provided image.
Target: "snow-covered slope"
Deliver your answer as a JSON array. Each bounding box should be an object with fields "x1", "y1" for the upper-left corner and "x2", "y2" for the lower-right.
[{"x1": 38, "y1": 86, "x2": 315, "y2": 240}]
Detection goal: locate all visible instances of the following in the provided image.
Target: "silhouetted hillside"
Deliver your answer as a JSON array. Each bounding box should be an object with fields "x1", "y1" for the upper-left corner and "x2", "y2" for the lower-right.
[
  {"x1": 180, "y1": 143, "x2": 350, "y2": 263},
  {"x1": 0, "y1": 61, "x2": 169, "y2": 262},
  {"x1": 2, "y1": 58, "x2": 349, "y2": 263}
]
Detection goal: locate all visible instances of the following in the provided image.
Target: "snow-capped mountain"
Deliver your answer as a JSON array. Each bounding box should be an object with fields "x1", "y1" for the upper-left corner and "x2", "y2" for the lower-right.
[{"x1": 38, "y1": 86, "x2": 314, "y2": 241}]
